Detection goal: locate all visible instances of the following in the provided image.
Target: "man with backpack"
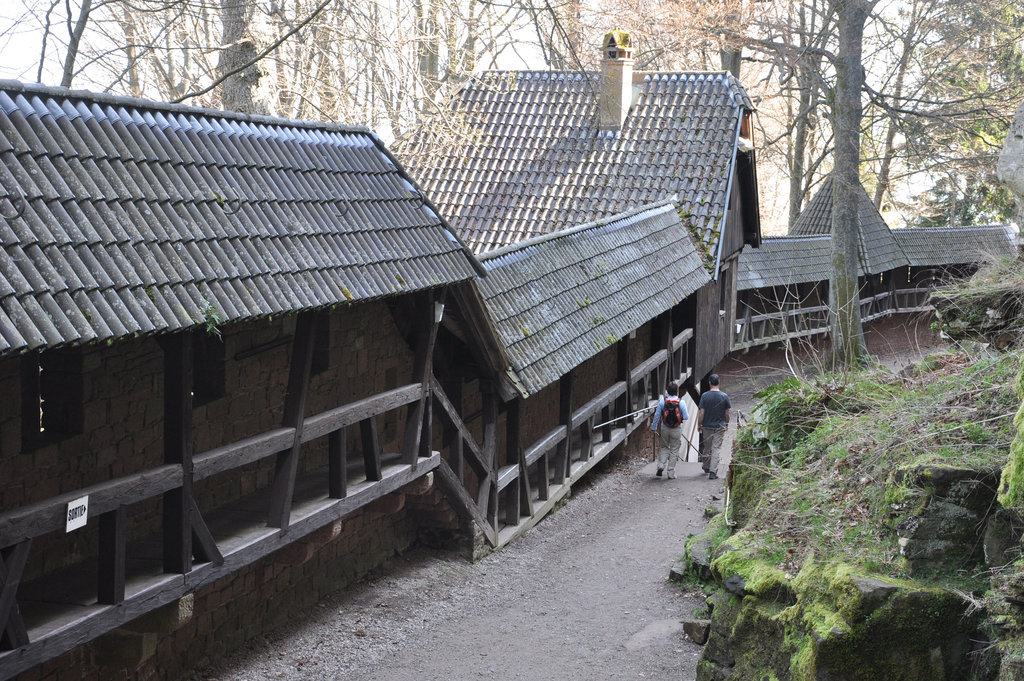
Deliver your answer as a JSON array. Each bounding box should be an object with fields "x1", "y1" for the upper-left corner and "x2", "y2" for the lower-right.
[{"x1": 650, "y1": 380, "x2": 689, "y2": 479}]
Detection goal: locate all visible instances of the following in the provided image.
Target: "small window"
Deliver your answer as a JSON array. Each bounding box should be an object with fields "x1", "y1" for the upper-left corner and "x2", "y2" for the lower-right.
[
  {"x1": 193, "y1": 333, "x2": 225, "y2": 406},
  {"x1": 21, "y1": 349, "x2": 84, "y2": 448},
  {"x1": 311, "y1": 313, "x2": 330, "y2": 375}
]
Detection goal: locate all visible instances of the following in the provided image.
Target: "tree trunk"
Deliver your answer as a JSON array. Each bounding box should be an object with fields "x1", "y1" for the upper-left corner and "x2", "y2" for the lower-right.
[
  {"x1": 830, "y1": 0, "x2": 871, "y2": 368},
  {"x1": 218, "y1": 0, "x2": 268, "y2": 114},
  {"x1": 61, "y1": 0, "x2": 93, "y2": 87}
]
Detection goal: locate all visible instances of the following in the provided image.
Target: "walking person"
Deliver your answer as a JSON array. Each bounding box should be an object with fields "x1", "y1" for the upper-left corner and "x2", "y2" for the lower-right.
[
  {"x1": 698, "y1": 374, "x2": 731, "y2": 480},
  {"x1": 650, "y1": 381, "x2": 689, "y2": 479}
]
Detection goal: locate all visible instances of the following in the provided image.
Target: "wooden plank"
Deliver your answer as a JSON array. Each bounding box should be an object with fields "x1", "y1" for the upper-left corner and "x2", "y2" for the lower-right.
[
  {"x1": 361, "y1": 417, "x2": 382, "y2": 481},
  {"x1": 0, "y1": 466, "x2": 182, "y2": 548},
  {"x1": 480, "y1": 384, "x2": 498, "y2": 522},
  {"x1": 0, "y1": 457, "x2": 443, "y2": 680},
  {"x1": 301, "y1": 384, "x2": 421, "y2": 442},
  {"x1": 193, "y1": 428, "x2": 295, "y2": 481},
  {"x1": 97, "y1": 508, "x2": 126, "y2": 605},
  {"x1": 268, "y1": 312, "x2": 318, "y2": 529},
  {"x1": 160, "y1": 332, "x2": 193, "y2": 574},
  {"x1": 328, "y1": 428, "x2": 347, "y2": 499},
  {"x1": 0, "y1": 541, "x2": 30, "y2": 649}
]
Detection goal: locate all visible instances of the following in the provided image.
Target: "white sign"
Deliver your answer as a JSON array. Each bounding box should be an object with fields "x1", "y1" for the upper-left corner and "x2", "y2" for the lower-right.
[{"x1": 66, "y1": 495, "x2": 89, "y2": 532}]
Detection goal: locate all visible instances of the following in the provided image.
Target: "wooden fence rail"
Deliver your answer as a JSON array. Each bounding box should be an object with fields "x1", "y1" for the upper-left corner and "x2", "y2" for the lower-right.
[{"x1": 734, "y1": 287, "x2": 932, "y2": 350}]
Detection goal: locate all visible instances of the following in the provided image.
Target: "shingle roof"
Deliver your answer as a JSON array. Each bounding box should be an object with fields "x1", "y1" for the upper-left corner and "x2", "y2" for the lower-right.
[
  {"x1": 738, "y1": 236, "x2": 833, "y2": 290},
  {"x1": 790, "y1": 176, "x2": 909, "y2": 274},
  {"x1": 477, "y1": 200, "x2": 710, "y2": 395},
  {"x1": 740, "y1": 226, "x2": 1016, "y2": 292},
  {"x1": 0, "y1": 80, "x2": 481, "y2": 357},
  {"x1": 893, "y1": 225, "x2": 1016, "y2": 267},
  {"x1": 409, "y1": 70, "x2": 751, "y2": 260}
]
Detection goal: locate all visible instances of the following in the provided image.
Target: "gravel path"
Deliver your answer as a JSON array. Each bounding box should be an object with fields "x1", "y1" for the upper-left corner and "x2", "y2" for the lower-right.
[
  {"x1": 191, "y1": 332, "x2": 934, "y2": 681},
  {"x1": 191, "y1": 436, "x2": 736, "y2": 681}
]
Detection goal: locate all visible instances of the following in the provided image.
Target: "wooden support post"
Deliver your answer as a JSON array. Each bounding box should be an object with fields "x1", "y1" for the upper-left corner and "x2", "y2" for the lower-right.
[
  {"x1": 601, "y1": 405, "x2": 612, "y2": 443},
  {"x1": 97, "y1": 508, "x2": 126, "y2": 605},
  {"x1": 160, "y1": 333, "x2": 194, "y2": 574},
  {"x1": 616, "y1": 336, "x2": 632, "y2": 422},
  {"x1": 0, "y1": 541, "x2": 30, "y2": 649},
  {"x1": 329, "y1": 427, "x2": 347, "y2": 498},
  {"x1": 481, "y1": 382, "x2": 498, "y2": 522},
  {"x1": 442, "y1": 381, "x2": 464, "y2": 482},
  {"x1": 268, "y1": 312, "x2": 318, "y2": 529},
  {"x1": 361, "y1": 417, "x2": 382, "y2": 481},
  {"x1": 505, "y1": 399, "x2": 529, "y2": 523},
  {"x1": 555, "y1": 373, "x2": 573, "y2": 482},
  {"x1": 403, "y1": 291, "x2": 443, "y2": 466}
]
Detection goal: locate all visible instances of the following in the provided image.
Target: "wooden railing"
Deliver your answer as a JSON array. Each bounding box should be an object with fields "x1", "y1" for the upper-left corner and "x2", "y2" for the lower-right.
[
  {"x1": 0, "y1": 331, "x2": 439, "y2": 679},
  {"x1": 734, "y1": 287, "x2": 932, "y2": 350},
  {"x1": 434, "y1": 327, "x2": 695, "y2": 548}
]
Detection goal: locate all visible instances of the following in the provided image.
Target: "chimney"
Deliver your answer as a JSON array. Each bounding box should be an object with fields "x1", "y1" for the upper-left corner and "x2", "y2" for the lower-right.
[{"x1": 599, "y1": 30, "x2": 635, "y2": 131}]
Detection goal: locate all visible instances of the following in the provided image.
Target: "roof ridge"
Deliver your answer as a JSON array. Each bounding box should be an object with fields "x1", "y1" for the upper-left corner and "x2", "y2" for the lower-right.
[{"x1": 0, "y1": 78, "x2": 375, "y2": 136}]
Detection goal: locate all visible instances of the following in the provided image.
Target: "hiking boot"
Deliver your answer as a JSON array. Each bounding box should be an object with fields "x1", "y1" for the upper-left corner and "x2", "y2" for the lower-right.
[
  {"x1": 708, "y1": 472, "x2": 718, "y2": 480},
  {"x1": 666, "y1": 472, "x2": 677, "y2": 479},
  {"x1": 656, "y1": 468, "x2": 663, "y2": 477}
]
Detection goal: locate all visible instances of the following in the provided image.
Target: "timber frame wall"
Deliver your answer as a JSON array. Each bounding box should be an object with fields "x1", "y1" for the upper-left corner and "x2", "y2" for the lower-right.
[
  {"x1": 0, "y1": 292, "x2": 447, "y2": 680},
  {"x1": 433, "y1": 308, "x2": 697, "y2": 549}
]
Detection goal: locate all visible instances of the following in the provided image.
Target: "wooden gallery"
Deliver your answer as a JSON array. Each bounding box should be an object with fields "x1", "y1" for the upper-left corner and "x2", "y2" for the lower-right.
[{"x1": 0, "y1": 31, "x2": 761, "y2": 681}]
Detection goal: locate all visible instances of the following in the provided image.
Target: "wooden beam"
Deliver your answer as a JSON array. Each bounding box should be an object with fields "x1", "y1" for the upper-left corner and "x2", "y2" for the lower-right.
[
  {"x1": 0, "y1": 466, "x2": 182, "y2": 548},
  {"x1": 268, "y1": 312, "x2": 318, "y2": 529},
  {"x1": 97, "y1": 508, "x2": 126, "y2": 605},
  {"x1": 361, "y1": 417, "x2": 382, "y2": 481},
  {"x1": 555, "y1": 373, "x2": 573, "y2": 483},
  {"x1": 301, "y1": 384, "x2": 421, "y2": 443},
  {"x1": 431, "y1": 378, "x2": 488, "y2": 478},
  {"x1": 505, "y1": 399, "x2": 523, "y2": 525},
  {"x1": 0, "y1": 541, "x2": 30, "y2": 650},
  {"x1": 189, "y1": 497, "x2": 222, "y2": 566},
  {"x1": 159, "y1": 333, "x2": 194, "y2": 574},
  {"x1": 616, "y1": 335, "x2": 632, "y2": 421},
  {"x1": 480, "y1": 383, "x2": 498, "y2": 522},
  {"x1": 328, "y1": 428, "x2": 347, "y2": 499},
  {"x1": 403, "y1": 291, "x2": 443, "y2": 465},
  {"x1": 434, "y1": 460, "x2": 496, "y2": 547}
]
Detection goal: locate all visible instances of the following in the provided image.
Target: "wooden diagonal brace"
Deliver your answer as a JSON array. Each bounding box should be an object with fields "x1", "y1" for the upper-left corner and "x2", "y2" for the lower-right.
[{"x1": 0, "y1": 541, "x2": 31, "y2": 649}]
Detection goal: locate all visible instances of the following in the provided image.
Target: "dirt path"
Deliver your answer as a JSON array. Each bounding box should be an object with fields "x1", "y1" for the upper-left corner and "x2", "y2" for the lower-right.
[{"x1": 191, "y1": 437, "x2": 737, "y2": 681}]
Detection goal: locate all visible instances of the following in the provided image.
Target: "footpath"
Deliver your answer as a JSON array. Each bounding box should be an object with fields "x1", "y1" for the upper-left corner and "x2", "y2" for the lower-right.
[{"x1": 192, "y1": 424, "x2": 739, "y2": 681}]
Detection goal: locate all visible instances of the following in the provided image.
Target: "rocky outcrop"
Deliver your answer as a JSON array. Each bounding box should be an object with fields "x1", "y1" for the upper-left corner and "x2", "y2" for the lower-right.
[{"x1": 892, "y1": 465, "x2": 1003, "y2": 574}]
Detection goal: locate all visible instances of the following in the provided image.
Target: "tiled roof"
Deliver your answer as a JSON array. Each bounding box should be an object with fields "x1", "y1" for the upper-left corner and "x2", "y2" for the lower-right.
[
  {"x1": 790, "y1": 176, "x2": 909, "y2": 274},
  {"x1": 409, "y1": 70, "x2": 751, "y2": 260},
  {"x1": 0, "y1": 80, "x2": 481, "y2": 357},
  {"x1": 737, "y1": 236, "x2": 833, "y2": 290},
  {"x1": 477, "y1": 200, "x2": 710, "y2": 395},
  {"x1": 893, "y1": 225, "x2": 1016, "y2": 267}
]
